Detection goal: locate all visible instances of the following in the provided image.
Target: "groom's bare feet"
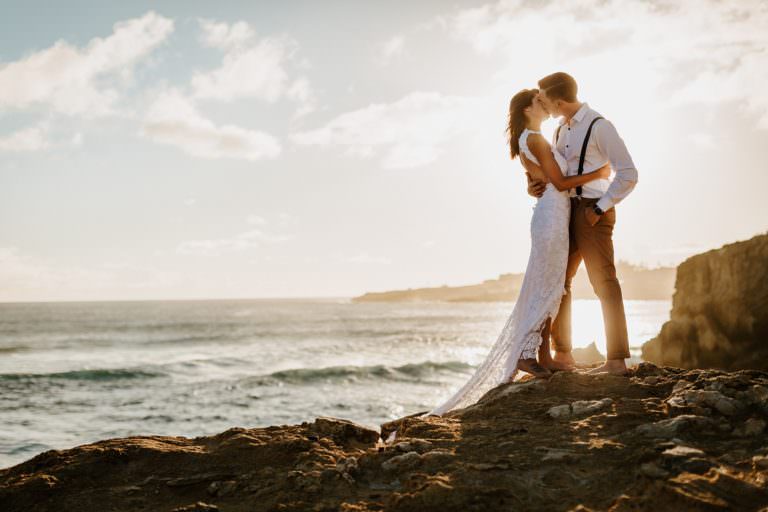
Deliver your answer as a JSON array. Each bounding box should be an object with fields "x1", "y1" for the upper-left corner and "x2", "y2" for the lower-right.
[
  {"x1": 540, "y1": 358, "x2": 575, "y2": 372},
  {"x1": 586, "y1": 359, "x2": 629, "y2": 376}
]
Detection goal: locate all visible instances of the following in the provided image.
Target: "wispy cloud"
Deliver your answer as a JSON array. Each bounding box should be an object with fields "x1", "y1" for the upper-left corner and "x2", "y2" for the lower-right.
[
  {"x1": 246, "y1": 214, "x2": 267, "y2": 225},
  {"x1": 0, "y1": 247, "x2": 178, "y2": 301},
  {"x1": 176, "y1": 228, "x2": 294, "y2": 256},
  {"x1": 192, "y1": 19, "x2": 315, "y2": 117},
  {"x1": 444, "y1": 0, "x2": 768, "y2": 127},
  {"x1": 290, "y1": 91, "x2": 483, "y2": 169},
  {"x1": 0, "y1": 123, "x2": 51, "y2": 152},
  {"x1": 198, "y1": 19, "x2": 256, "y2": 51},
  {"x1": 0, "y1": 120, "x2": 85, "y2": 153},
  {"x1": 688, "y1": 132, "x2": 715, "y2": 149},
  {"x1": 379, "y1": 34, "x2": 406, "y2": 59},
  {"x1": 140, "y1": 18, "x2": 319, "y2": 160},
  {"x1": 337, "y1": 251, "x2": 392, "y2": 265},
  {"x1": 141, "y1": 88, "x2": 281, "y2": 161}
]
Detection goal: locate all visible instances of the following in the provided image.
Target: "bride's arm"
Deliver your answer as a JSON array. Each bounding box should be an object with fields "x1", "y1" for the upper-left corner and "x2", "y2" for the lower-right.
[
  {"x1": 528, "y1": 134, "x2": 610, "y2": 191},
  {"x1": 523, "y1": 153, "x2": 611, "y2": 187}
]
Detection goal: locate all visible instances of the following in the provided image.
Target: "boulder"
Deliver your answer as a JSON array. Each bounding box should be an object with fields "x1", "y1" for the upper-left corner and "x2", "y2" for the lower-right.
[
  {"x1": 309, "y1": 416, "x2": 381, "y2": 448},
  {"x1": 547, "y1": 398, "x2": 613, "y2": 419},
  {"x1": 571, "y1": 342, "x2": 605, "y2": 365},
  {"x1": 633, "y1": 414, "x2": 714, "y2": 438}
]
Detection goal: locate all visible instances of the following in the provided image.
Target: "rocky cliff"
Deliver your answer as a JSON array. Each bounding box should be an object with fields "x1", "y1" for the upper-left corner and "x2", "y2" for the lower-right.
[
  {"x1": 642, "y1": 233, "x2": 768, "y2": 370},
  {"x1": 2, "y1": 364, "x2": 767, "y2": 511}
]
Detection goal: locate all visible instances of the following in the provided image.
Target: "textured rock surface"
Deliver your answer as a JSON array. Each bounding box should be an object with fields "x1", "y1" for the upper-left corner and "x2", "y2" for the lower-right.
[
  {"x1": 642, "y1": 233, "x2": 768, "y2": 370},
  {"x1": 2, "y1": 363, "x2": 768, "y2": 511}
]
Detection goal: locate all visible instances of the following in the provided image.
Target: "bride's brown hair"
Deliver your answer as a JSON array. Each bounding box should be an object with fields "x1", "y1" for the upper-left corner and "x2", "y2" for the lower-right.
[{"x1": 506, "y1": 88, "x2": 538, "y2": 160}]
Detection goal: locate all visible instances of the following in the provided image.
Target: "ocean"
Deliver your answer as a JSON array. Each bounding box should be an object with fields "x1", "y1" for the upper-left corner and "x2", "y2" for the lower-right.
[{"x1": 0, "y1": 298, "x2": 670, "y2": 469}]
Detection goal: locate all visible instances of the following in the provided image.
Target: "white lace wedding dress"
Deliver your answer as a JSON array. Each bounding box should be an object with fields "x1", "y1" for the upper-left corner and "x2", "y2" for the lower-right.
[{"x1": 423, "y1": 128, "x2": 571, "y2": 417}]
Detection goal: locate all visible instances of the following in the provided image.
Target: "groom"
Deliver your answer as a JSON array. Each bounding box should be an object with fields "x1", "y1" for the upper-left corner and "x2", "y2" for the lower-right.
[{"x1": 523, "y1": 72, "x2": 639, "y2": 375}]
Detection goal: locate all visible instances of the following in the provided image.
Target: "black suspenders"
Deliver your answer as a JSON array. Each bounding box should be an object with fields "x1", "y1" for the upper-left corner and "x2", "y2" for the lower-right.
[{"x1": 555, "y1": 116, "x2": 604, "y2": 198}]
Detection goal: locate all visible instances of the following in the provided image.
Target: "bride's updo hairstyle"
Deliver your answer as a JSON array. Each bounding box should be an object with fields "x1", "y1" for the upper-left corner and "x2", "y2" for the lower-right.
[{"x1": 506, "y1": 88, "x2": 538, "y2": 160}]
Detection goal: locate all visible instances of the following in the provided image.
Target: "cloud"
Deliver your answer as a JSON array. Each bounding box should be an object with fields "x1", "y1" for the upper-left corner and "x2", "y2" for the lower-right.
[
  {"x1": 0, "y1": 11, "x2": 173, "y2": 117},
  {"x1": 688, "y1": 132, "x2": 715, "y2": 149},
  {"x1": 0, "y1": 247, "x2": 177, "y2": 301},
  {"x1": 292, "y1": 0, "x2": 766, "y2": 173},
  {"x1": 338, "y1": 251, "x2": 392, "y2": 265},
  {"x1": 140, "y1": 19, "x2": 319, "y2": 159},
  {"x1": 0, "y1": 247, "x2": 65, "y2": 290},
  {"x1": 286, "y1": 77, "x2": 315, "y2": 118},
  {"x1": 141, "y1": 88, "x2": 281, "y2": 161},
  {"x1": 444, "y1": 0, "x2": 768, "y2": 128},
  {"x1": 290, "y1": 91, "x2": 483, "y2": 168},
  {"x1": 0, "y1": 120, "x2": 85, "y2": 153},
  {"x1": 198, "y1": 19, "x2": 256, "y2": 50},
  {"x1": 176, "y1": 228, "x2": 294, "y2": 256},
  {"x1": 0, "y1": 123, "x2": 51, "y2": 152},
  {"x1": 192, "y1": 19, "x2": 315, "y2": 116},
  {"x1": 277, "y1": 212, "x2": 298, "y2": 225},
  {"x1": 379, "y1": 35, "x2": 406, "y2": 59},
  {"x1": 191, "y1": 36, "x2": 292, "y2": 102},
  {"x1": 246, "y1": 214, "x2": 267, "y2": 225}
]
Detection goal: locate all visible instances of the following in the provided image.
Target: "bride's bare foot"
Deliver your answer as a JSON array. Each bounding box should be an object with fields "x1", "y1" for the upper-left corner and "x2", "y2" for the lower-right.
[
  {"x1": 553, "y1": 350, "x2": 576, "y2": 368},
  {"x1": 536, "y1": 319, "x2": 570, "y2": 372},
  {"x1": 517, "y1": 358, "x2": 552, "y2": 379}
]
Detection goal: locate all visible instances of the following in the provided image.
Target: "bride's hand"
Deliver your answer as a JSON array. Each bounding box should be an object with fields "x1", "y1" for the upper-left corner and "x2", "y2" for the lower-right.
[{"x1": 595, "y1": 163, "x2": 612, "y2": 179}]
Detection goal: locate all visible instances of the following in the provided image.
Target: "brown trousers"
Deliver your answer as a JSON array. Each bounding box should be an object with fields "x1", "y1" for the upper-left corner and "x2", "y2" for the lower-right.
[{"x1": 550, "y1": 197, "x2": 631, "y2": 360}]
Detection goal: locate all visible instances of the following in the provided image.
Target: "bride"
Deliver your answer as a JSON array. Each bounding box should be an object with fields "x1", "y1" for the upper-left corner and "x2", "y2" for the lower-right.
[{"x1": 423, "y1": 89, "x2": 610, "y2": 417}]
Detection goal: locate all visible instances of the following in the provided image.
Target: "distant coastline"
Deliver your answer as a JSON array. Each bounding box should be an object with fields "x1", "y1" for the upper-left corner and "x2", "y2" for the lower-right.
[{"x1": 352, "y1": 261, "x2": 675, "y2": 302}]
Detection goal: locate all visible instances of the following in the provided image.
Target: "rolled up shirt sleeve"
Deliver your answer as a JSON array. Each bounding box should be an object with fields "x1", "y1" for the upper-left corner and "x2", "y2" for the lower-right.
[{"x1": 594, "y1": 119, "x2": 638, "y2": 212}]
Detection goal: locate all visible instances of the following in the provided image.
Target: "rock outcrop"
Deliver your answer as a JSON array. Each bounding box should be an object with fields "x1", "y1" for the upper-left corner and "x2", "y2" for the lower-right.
[
  {"x1": 571, "y1": 341, "x2": 605, "y2": 365},
  {"x1": 2, "y1": 364, "x2": 768, "y2": 511},
  {"x1": 642, "y1": 233, "x2": 768, "y2": 370}
]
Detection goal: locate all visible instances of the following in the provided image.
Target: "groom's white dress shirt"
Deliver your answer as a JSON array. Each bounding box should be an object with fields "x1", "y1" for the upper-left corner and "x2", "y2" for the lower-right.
[{"x1": 553, "y1": 103, "x2": 638, "y2": 212}]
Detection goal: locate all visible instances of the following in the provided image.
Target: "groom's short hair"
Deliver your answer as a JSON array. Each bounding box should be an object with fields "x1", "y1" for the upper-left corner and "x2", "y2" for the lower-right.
[{"x1": 538, "y1": 72, "x2": 578, "y2": 103}]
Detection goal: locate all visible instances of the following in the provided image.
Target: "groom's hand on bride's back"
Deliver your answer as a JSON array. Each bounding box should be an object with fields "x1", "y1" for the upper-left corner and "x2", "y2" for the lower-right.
[{"x1": 526, "y1": 174, "x2": 546, "y2": 198}]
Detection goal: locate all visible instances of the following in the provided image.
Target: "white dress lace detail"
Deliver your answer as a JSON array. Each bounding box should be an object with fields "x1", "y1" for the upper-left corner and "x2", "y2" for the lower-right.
[{"x1": 423, "y1": 128, "x2": 571, "y2": 417}]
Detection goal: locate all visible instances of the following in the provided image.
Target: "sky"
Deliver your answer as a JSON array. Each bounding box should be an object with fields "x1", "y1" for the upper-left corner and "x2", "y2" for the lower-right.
[{"x1": 1, "y1": 0, "x2": 767, "y2": 302}]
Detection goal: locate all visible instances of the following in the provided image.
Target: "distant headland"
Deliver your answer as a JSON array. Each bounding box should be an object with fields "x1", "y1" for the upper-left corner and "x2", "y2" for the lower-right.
[{"x1": 352, "y1": 261, "x2": 676, "y2": 303}]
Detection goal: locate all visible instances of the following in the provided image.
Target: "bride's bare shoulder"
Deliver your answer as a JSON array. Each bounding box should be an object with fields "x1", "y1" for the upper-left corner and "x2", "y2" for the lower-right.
[
  {"x1": 526, "y1": 132, "x2": 549, "y2": 147},
  {"x1": 526, "y1": 133, "x2": 551, "y2": 157}
]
